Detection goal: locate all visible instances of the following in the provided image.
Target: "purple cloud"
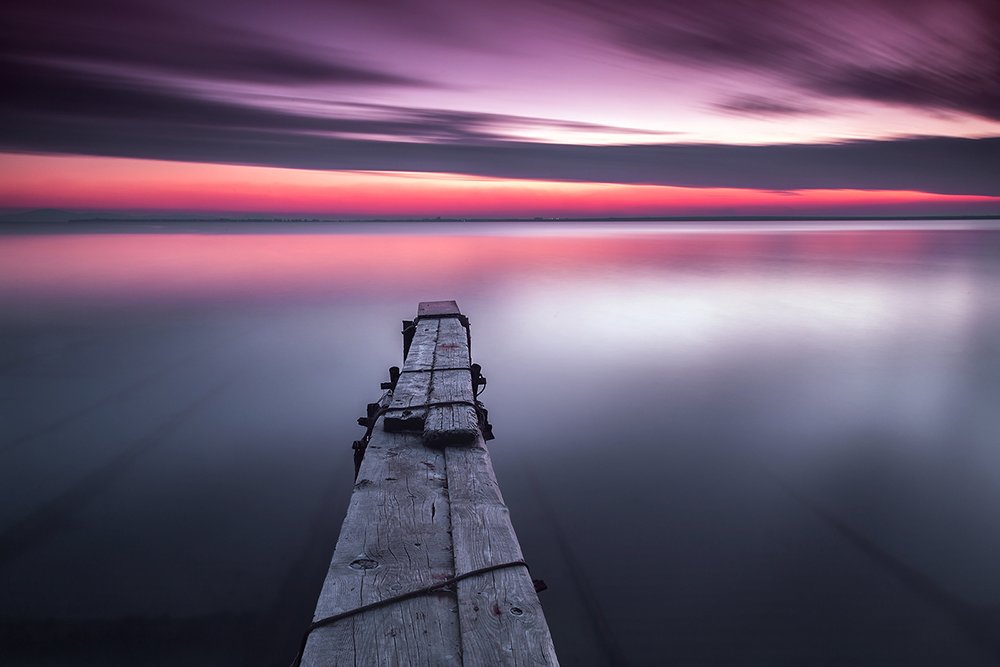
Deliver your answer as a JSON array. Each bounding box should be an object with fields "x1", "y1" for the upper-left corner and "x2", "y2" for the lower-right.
[
  {"x1": 2, "y1": 0, "x2": 998, "y2": 199},
  {"x1": 3, "y1": 0, "x2": 427, "y2": 87},
  {"x1": 3, "y1": 67, "x2": 998, "y2": 197},
  {"x1": 714, "y1": 96, "x2": 820, "y2": 117},
  {"x1": 563, "y1": 0, "x2": 1000, "y2": 121}
]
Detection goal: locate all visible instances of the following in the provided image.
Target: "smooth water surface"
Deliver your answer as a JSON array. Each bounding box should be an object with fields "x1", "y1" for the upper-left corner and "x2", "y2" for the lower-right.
[{"x1": 2, "y1": 221, "x2": 999, "y2": 665}]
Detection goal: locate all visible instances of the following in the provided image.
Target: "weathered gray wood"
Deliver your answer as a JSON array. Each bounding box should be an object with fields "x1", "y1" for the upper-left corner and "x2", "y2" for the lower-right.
[
  {"x1": 425, "y1": 369, "x2": 478, "y2": 447},
  {"x1": 303, "y1": 302, "x2": 558, "y2": 666},
  {"x1": 402, "y1": 319, "x2": 438, "y2": 372},
  {"x1": 434, "y1": 317, "x2": 471, "y2": 370},
  {"x1": 301, "y1": 427, "x2": 461, "y2": 666},
  {"x1": 447, "y1": 439, "x2": 559, "y2": 666},
  {"x1": 418, "y1": 300, "x2": 462, "y2": 318},
  {"x1": 424, "y1": 311, "x2": 478, "y2": 446},
  {"x1": 383, "y1": 371, "x2": 431, "y2": 431},
  {"x1": 384, "y1": 319, "x2": 437, "y2": 430},
  {"x1": 385, "y1": 320, "x2": 439, "y2": 432},
  {"x1": 385, "y1": 306, "x2": 478, "y2": 445}
]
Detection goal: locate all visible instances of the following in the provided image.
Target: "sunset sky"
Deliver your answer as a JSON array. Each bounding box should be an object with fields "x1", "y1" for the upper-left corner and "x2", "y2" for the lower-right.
[{"x1": 2, "y1": 0, "x2": 999, "y2": 217}]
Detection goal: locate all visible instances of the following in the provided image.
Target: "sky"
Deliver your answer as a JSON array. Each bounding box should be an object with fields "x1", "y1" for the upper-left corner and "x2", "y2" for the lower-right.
[{"x1": 1, "y1": 0, "x2": 999, "y2": 217}]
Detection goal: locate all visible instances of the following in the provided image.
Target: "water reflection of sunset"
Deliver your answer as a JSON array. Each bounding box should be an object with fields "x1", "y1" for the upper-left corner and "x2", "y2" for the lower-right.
[
  {"x1": 0, "y1": 227, "x2": 979, "y2": 306},
  {"x1": 3, "y1": 224, "x2": 999, "y2": 667}
]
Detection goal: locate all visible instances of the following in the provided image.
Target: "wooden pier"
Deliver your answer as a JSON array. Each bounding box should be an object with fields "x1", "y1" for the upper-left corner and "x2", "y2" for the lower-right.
[{"x1": 296, "y1": 301, "x2": 558, "y2": 666}]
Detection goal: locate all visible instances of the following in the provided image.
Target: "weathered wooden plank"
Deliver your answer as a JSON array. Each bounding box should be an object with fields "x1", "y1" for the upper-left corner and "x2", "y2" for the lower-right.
[
  {"x1": 425, "y1": 369, "x2": 478, "y2": 447},
  {"x1": 424, "y1": 404, "x2": 479, "y2": 447},
  {"x1": 402, "y1": 319, "x2": 438, "y2": 372},
  {"x1": 423, "y1": 314, "x2": 478, "y2": 445},
  {"x1": 385, "y1": 318, "x2": 439, "y2": 431},
  {"x1": 418, "y1": 300, "x2": 462, "y2": 318},
  {"x1": 387, "y1": 311, "x2": 478, "y2": 442},
  {"x1": 434, "y1": 317, "x2": 471, "y2": 370},
  {"x1": 300, "y1": 427, "x2": 461, "y2": 666},
  {"x1": 446, "y1": 439, "x2": 559, "y2": 666},
  {"x1": 383, "y1": 371, "x2": 431, "y2": 431}
]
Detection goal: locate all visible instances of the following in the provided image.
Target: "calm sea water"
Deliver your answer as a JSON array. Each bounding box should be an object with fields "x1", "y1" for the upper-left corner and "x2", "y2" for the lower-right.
[{"x1": 1, "y1": 220, "x2": 999, "y2": 665}]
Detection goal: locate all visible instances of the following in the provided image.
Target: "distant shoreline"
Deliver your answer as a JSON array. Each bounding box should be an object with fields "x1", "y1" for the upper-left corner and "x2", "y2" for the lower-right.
[{"x1": 11, "y1": 214, "x2": 1000, "y2": 224}]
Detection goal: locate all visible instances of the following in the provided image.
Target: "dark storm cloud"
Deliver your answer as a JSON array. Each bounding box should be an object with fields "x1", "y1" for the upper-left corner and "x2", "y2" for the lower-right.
[
  {"x1": 564, "y1": 0, "x2": 1000, "y2": 121},
  {"x1": 2, "y1": 66, "x2": 997, "y2": 197}
]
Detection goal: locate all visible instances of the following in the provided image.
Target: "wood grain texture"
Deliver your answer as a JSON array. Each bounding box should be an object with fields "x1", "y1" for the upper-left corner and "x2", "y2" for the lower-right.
[
  {"x1": 424, "y1": 316, "x2": 478, "y2": 446},
  {"x1": 425, "y1": 369, "x2": 478, "y2": 447},
  {"x1": 433, "y1": 317, "x2": 471, "y2": 370},
  {"x1": 383, "y1": 371, "x2": 431, "y2": 432},
  {"x1": 303, "y1": 302, "x2": 557, "y2": 665},
  {"x1": 418, "y1": 300, "x2": 462, "y2": 318},
  {"x1": 300, "y1": 427, "x2": 461, "y2": 666},
  {"x1": 387, "y1": 314, "x2": 478, "y2": 444},
  {"x1": 385, "y1": 319, "x2": 437, "y2": 430},
  {"x1": 446, "y1": 439, "x2": 559, "y2": 666},
  {"x1": 402, "y1": 319, "x2": 439, "y2": 372}
]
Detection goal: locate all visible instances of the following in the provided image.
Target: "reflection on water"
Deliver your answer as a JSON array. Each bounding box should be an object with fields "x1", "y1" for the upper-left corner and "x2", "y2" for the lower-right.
[{"x1": 1, "y1": 222, "x2": 999, "y2": 665}]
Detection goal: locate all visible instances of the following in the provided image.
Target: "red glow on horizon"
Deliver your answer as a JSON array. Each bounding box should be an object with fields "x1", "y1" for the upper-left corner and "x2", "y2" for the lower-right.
[{"x1": 1, "y1": 153, "x2": 997, "y2": 217}]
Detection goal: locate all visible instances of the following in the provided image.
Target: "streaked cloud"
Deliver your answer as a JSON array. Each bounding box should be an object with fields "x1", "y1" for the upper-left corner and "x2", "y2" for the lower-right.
[
  {"x1": 714, "y1": 96, "x2": 820, "y2": 118},
  {"x1": 3, "y1": 0, "x2": 426, "y2": 87},
  {"x1": 2, "y1": 0, "x2": 999, "y2": 206},
  {"x1": 564, "y1": 0, "x2": 1000, "y2": 121},
  {"x1": 4, "y1": 74, "x2": 998, "y2": 197}
]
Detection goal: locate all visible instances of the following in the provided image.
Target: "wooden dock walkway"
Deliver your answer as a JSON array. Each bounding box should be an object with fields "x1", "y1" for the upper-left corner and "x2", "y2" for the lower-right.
[{"x1": 296, "y1": 301, "x2": 558, "y2": 666}]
